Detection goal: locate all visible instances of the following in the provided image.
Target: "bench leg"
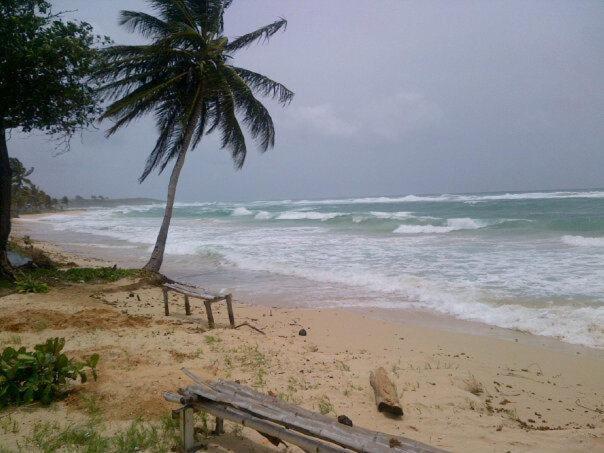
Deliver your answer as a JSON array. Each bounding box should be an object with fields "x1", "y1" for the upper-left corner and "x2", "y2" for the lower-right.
[
  {"x1": 178, "y1": 406, "x2": 201, "y2": 452},
  {"x1": 213, "y1": 416, "x2": 224, "y2": 435},
  {"x1": 184, "y1": 295, "x2": 191, "y2": 316},
  {"x1": 163, "y1": 287, "x2": 170, "y2": 316},
  {"x1": 204, "y1": 300, "x2": 215, "y2": 329},
  {"x1": 226, "y1": 295, "x2": 235, "y2": 328}
]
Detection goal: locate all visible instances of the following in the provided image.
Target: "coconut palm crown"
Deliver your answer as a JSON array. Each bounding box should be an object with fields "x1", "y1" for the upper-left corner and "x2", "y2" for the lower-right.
[{"x1": 97, "y1": 0, "x2": 293, "y2": 272}]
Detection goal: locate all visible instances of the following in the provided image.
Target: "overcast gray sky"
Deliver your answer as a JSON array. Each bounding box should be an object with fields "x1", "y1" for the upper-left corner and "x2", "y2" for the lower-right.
[{"x1": 9, "y1": 0, "x2": 604, "y2": 201}]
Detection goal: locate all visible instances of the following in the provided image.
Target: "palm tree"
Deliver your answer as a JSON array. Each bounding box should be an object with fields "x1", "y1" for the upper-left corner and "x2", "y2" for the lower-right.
[{"x1": 97, "y1": 0, "x2": 293, "y2": 273}]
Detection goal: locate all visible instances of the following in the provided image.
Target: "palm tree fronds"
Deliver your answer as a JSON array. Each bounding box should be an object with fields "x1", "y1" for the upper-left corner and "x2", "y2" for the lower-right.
[
  {"x1": 226, "y1": 18, "x2": 287, "y2": 52},
  {"x1": 119, "y1": 10, "x2": 171, "y2": 38},
  {"x1": 232, "y1": 67, "x2": 293, "y2": 105},
  {"x1": 224, "y1": 66, "x2": 274, "y2": 152}
]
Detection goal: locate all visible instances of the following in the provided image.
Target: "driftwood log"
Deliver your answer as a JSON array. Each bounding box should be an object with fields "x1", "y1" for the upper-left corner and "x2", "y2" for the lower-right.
[{"x1": 370, "y1": 367, "x2": 403, "y2": 416}]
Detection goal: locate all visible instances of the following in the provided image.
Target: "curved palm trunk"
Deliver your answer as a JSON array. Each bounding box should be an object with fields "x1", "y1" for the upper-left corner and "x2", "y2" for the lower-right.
[
  {"x1": 143, "y1": 110, "x2": 201, "y2": 272},
  {"x1": 143, "y1": 145, "x2": 189, "y2": 273},
  {"x1": 0, "y1": 119, "x2": 14, "y2": 280}
]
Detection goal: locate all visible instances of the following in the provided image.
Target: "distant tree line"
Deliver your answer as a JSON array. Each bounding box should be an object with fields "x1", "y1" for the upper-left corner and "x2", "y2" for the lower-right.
[
  {"x1": 10, "y1": 157, "x2": 61, "y2": 215},
  {"x1": 10, "y1": 157, "x2": 111, "y2": 214}
]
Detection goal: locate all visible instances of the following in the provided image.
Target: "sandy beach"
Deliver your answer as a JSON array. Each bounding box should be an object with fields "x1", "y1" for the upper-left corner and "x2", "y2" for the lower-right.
[{"x1": 0, "y1": 219, "x2": 602, "y2": 452}]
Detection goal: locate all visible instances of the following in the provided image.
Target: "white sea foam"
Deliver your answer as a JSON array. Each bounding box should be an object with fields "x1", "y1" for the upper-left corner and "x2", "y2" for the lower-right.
[
  {"x1": 231, "y1": 207, "x2": 253, "y2": 216},
  {"x1": 276, "y1": 211, "x2": 345, "y2": 221},
  {"x1": 217, "y1": 249, "x2": 604, "y2": 348},
  {"x1": 289, "y1": 190, "x2": 604, "y2": 205},
  {"x1": 370, "y1": 211, "x2": 413, "y2": 219},
  {"x1": 393, "y1": 218, "x2": 485, "y2": 234},
  {"x1": 562, "y1": 235, "x2": 604, "y2": 247},
  {"x1": 254, "y1": 211, "x2": 273, "y2": 220}
]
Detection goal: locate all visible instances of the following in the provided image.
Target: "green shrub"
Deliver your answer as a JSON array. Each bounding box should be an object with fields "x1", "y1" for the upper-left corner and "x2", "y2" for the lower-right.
[
  {"x1": 14, "y1": 276, "x2": 49, "y2": 294},
  {"x1": 0, "y1": 338, "x2": 99, "y2": 408}
]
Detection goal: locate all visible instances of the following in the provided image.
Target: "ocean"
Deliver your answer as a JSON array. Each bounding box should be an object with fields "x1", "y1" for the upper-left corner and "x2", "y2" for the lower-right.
[{"x1": 29, "y1": 189, "x2": 604, "y2": 348}]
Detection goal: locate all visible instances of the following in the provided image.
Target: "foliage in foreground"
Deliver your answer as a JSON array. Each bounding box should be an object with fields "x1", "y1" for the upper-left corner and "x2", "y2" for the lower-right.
[
  {"x1": 26, "y1": 416, "x2": 180, "y2": 453},
  {"x1": 0, "y1": 338, "x2": 99, "y2": 408}
]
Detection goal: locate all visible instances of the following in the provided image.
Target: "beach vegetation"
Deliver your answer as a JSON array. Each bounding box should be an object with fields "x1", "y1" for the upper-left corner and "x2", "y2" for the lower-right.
[
  {"x1": 0, "y1": 335, "x2": 21, "y2": 347},
  {"x1": 317, "y1": 395, "x2": 335, "y2": 415},
  {"x1": 28, "y1": 420, "x2": 110, "y2": 453},
  {"x1": 0, "y1": 414, "x2": 19, "y2": 435},
  {"x1": 335, "y1": 360, "x2": 350, "y2": 372},
  {"x1": 463, "y1": 374, "x2": 485, "y2": 396},
  {"x1": 0, "y1": 337, "x2": 99, "y2": 408},
  {"x1": 204, "y1": 335, "x2": 221, "y2": 346},
  {"x1": 14, "y1": 275, "x2": 49, "y2": 294},
  {"x1": 26, "y1": 266, "x2": 140, "y2": 284},
  {"x1": 26, "y1": 416, "x2": 180, "y2": 453},
  {"x1": 0, "y1": 0, "x2": 109, "y2": 281},
  {"x1": 96, "y1": 0, "x2": 294, "y2": 273}
]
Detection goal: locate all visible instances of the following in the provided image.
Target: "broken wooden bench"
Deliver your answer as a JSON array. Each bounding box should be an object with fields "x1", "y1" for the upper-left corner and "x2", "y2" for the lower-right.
[
  {"x1": 162, "y1": 282, "x2": 234, "y2": 329},
  {"x1": 164, "y1": 368, "x2": 446, "y2": 453}
]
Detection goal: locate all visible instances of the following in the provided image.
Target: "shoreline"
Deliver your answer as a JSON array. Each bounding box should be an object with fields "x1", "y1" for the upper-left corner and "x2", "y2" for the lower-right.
[
  {"x1": 3, "y1": 217, "x2": 604, "y2": 451},
  {"x1": 12, "y1": 213, "x2": 602, "y2": 354}
]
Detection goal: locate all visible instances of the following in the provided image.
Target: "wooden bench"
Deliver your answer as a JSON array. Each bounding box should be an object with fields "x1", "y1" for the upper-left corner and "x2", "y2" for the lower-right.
[
  {"x1": 162, "y1": 282, "x2": 234, "y2": 329},
  {"x1": 164, "y1": 368, "x2": 446, "y2": 453}
]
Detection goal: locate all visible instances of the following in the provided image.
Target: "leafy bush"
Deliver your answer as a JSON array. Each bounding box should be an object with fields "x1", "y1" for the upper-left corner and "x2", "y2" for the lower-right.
[
  {"x1": 14, "y1": 276, "x2": 49, "y2": 294},
  {"x1": 0, "y1": 338, "x2": 99, "y2": 408}
]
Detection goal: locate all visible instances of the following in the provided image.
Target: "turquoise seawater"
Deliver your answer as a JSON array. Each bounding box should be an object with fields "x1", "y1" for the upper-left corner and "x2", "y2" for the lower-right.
[{"x1": 35, "y1": 189, "x2": 604, "y2": 347}]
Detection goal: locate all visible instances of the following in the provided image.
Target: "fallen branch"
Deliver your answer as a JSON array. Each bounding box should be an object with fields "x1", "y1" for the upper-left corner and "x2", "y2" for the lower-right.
[{"x1": 234, "y1": 321, "x2": 266, "y2": 335}]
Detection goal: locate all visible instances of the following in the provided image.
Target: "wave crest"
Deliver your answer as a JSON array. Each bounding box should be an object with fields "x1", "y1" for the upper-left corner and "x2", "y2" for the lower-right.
[
  {"x1": 562, "y1": 235, "x2": 604, "y2": 247},
  {"x1": 394, "y1": 218, "x2": 486, "y2": 234}
]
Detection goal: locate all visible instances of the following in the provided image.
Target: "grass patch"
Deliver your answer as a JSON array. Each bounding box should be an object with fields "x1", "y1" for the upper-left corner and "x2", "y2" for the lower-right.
[
  {"x1": 463, "y1": 375, "x2": 484, "y2": 396},
  {"x1": 335, "y1": 360, "x2": 350, "y2": 372},
  {"x1": 1, "y1": 266, "x2": 139, "y2": 297},
  {"x1": 26, "y1": 416, "x2": 180, "y2": 453},
  {"x1": 25, "y1": 267, "x2": 140, "y2": 285},
  {"x1": 0, "y1": 414, "x2": 19, "y2": 435},
  {"x1": 15, "y1": 276, "x2": 49, "y2": 294},
  {"x1": 0, "y1": 335, "x2": 22, "y2": 347},
  {"x1": 317, "y1": 395, "x2": 335, "y2": 415},
  {"x1": 80, "y1": 393, "x2": 104, "y2": 422},
  {"x1": 204, "y1": 335, "x2": 221, "y2": 346},
  {"x1": 28, "y1": 421, "x2": 110, "y2": 453}
]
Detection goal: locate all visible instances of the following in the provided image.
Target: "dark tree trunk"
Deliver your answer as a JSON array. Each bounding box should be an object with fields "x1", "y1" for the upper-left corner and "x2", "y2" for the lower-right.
[
  {"x1": 0, "y1": 119, "x2": 14, "y2": 280},
  {"x1": 143, "y1": 108, "x2": 202, "y2": 273},
  {"x1": 142, "y1": 146, "x2": 189, "y2": 273}
]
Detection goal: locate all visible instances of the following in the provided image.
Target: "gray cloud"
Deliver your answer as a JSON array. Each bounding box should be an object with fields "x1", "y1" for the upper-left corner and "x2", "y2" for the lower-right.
[{"x1": 8, "y1": 0, "x2": 604, "y2": 202}]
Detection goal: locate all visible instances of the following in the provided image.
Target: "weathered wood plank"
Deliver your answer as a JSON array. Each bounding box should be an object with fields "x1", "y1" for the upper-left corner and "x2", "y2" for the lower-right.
[
  {"x1": 179, "y1": 375, "x2": 442, "y2": 453},
  {"x1": 212, "y1": 379, "x2": 437, "y2": 452},
  {"x1": 182, "y1": 393, "x2": 350, "y2": 453},
  {"x1": 182, "y1": 368, "x2": 443, "y2": 452},
  {"x1": 184, "y1": 295, "x2": 191, "y2": 316},
  {"x1": 226, "y1": 294, "x2": 235, "y2": 328},
  {"x1": 204, "y1": 300, "x2": 215, "y2": 329},
  {"x1": 181, "y1": 406, "x2": 197, "y2": 452},
  {"x1": 164, "y1": 282, "x2": 223, "y2": 301},
  {"x1": 162, "y1": 287, "x2": 169, "y2": 316}
]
